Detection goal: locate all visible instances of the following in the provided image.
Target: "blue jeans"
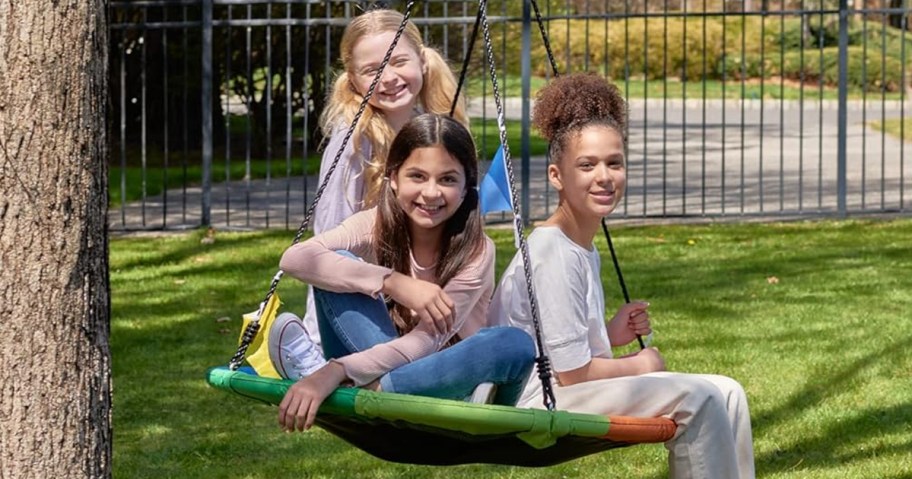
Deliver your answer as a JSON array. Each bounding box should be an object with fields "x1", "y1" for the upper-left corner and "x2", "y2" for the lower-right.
[{"x1": 314, "y1": 282, "x2": 534, "y2": 406}]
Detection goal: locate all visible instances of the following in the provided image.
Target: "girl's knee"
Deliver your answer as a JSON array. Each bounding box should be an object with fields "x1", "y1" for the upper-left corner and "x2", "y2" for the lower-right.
[
  {"x1": 482, "y1": 327, "x2": 535, "y2": 358},
  {"x1": 675, "y1": 375, "x2": 728, "y2": 412},
  {"x1": 701, "y1": 374, "x2": 749, "y2": 406},
  {"x1": 478, "y1": 328, "x2": 535, "y2": 377}
]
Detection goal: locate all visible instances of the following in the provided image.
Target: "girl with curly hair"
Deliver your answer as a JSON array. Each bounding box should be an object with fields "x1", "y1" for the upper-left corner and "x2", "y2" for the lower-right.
[{"x1": 490, "y1": 73, "x2": 755, "y2": 479}]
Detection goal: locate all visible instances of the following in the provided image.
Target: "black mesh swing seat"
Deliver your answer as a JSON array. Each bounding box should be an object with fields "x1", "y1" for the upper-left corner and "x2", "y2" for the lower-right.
[
  {"x1": 206, "y1": 0, "x2": 679, "y2": 467},
  {"x1": 208, "y1": 367, "x2": 675, "y2": 466}
]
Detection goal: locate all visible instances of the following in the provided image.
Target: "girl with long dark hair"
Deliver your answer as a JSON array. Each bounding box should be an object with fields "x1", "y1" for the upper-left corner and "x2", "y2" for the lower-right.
[{"x1": 273, "y1": 113, "x2": 534, "y2": 431}]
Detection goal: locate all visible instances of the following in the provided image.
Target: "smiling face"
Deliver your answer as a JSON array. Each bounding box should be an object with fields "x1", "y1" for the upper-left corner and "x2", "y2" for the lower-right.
[
  {"x1": 349, "y1": 31, "x2": 426, "y2": 125},
  {"x1": 548, "y1": 125, "x2": 626, "y2": 221},
  {"x1": 389, "y1": 145, "x2": 467, "y2": 237}
]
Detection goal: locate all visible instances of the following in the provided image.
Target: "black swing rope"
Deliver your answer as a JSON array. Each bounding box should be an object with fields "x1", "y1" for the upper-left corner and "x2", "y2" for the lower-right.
[
  {"x1": 228, "y1": 0, "x2": 638, "y2": 414},
  {"x1": 449, "y1": 5, "x2": 482, "y2": 118},
  {"x1": 525, "y1": 0, "x2": 647, "y2": 351},
  {"x1": 471, "y1": 0, "x2": 562, "y2": 411},
  {"x1": 602, "y1": 219, "x2": 646, "y2": 349},
  {"x1": 229, "y1": 1, "x2": 418, "y2": 370}
]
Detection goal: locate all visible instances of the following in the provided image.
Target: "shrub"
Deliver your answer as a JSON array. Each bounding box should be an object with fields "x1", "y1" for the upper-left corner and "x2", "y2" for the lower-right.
[
  {"x1": 511, "y1": 14, "x2": 910, "y2": 92},
  {"x1": 780, "y1": 46, "x2": 908, "y2": 92},
  {"x1": 528, "y1": 17, "x2": 725, "y2": 81},
  {"x1": 717, "y1": 53, "x2": 775, "y2": 80}
]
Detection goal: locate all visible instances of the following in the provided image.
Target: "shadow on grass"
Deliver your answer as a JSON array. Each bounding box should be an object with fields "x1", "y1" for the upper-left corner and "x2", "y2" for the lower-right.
[
  {"x1": 750, "y1": 333, "x2": 912, "y2": 476},
  {"x1": 111, "y1": 220, "x2": 912, "y2": 477}
]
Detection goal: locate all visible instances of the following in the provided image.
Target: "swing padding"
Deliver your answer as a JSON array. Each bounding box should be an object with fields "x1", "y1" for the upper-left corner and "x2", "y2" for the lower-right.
[{"x1": 207, "y1": 367, "x2": 676, "y2": 466}]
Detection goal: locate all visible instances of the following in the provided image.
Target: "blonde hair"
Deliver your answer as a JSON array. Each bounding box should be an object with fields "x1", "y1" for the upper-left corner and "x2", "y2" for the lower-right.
[{"x1": 319, "y1": 9, "x2": 469, "y2": 207}]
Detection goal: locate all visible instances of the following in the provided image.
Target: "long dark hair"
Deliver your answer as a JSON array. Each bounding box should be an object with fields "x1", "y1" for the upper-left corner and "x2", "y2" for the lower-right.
[{"x1": 373, "y1": 113, "x2": 484, "y2": 336}]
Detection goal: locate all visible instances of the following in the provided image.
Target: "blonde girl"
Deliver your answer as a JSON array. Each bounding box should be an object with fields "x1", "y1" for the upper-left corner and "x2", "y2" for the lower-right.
[{"x1": 305, "y1": 7, "x2": 470, "y2": 347}]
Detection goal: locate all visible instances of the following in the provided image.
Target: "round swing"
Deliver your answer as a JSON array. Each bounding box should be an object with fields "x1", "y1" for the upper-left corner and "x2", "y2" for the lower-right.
[{"x1": 206, "y1": 0, "x2": 676, "y2": 467}]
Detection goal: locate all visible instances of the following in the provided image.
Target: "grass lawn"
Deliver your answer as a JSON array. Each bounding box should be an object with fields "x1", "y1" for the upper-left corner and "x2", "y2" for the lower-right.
[
  {"x1": 472, "y1": 118, "x2": 549, "y2": 158},
  {"x1": 111, "y1": 218, "x2": 912, "y2": 478},
  {"x1": 109, "y1": 151, "x2": 322, "y2": 208},
  {"x1": 465, "y1": 76, "x2": 909, "y2": 102},
  {"x1": 870, "y1": 118, "x2": 912, "y2": 143}
]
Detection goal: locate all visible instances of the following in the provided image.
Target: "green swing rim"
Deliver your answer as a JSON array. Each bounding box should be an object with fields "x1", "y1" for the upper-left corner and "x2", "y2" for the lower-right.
[{"x1": 207, "y1": 366, "x2": 619, "y2": 449}]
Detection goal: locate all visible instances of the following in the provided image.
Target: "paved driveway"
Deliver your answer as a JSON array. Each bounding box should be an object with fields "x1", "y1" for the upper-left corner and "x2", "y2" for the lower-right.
[{"x1": 110, "y1": 98, "x2": 911, "y2": 230}]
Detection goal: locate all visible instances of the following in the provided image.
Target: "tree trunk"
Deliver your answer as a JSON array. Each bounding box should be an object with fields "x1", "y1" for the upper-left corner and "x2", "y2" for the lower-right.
[{"x1": 0, "y1": 1, "x2": 112, "y2": 478}]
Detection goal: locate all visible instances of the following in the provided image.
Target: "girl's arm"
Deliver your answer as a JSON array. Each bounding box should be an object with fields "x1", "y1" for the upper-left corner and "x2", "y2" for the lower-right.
[
  {"x1": 331, "y1": 238, "x2": 495, "y2": 387},
  {"x1": 283, "y1": 223, "x2": 495, "y2": 388},
  {"x1": 554, "y1": 299, "x2": 661, "y2": 386},
  {"x1": 435, "y1": 236, "x2": 495, "y2": 340},
  {"x1": 522, "y1": 231, "x2": 663, "y2": 387},
  {"x1": 555, "y1": 348, "x2": 666, "y2": 386},
  {"x1": 280, "y1": 209, "x2": 392, "y2": 298}
]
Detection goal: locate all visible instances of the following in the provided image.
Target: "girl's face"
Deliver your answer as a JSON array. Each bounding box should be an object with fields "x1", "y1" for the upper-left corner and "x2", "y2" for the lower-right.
[
  {"x1": 350, "y1": 31, "x2": 425, "y2": 120},
  {"x1": 390, "y1": 145, "x2": 467, "y2": 235},
  {"x1": 548, "y1": 125, "x2": 626, "y2": 220}
]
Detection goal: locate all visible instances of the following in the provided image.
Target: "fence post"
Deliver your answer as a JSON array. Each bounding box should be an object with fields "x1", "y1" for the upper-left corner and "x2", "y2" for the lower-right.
[
  {"x1": 521, "y1": 0, "x2": 532, "y2": 225},
  {"x1": 201, "y1": 0, "x2": 213, "y2": 226},
  {"x1": 837, "y1": 0, "x2": 849, "y2": 217}
]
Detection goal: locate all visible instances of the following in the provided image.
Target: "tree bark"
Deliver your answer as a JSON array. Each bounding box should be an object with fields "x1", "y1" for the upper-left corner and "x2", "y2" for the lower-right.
[{"x1": 0, "y1": 1, "x2": 112, "y2": 477}]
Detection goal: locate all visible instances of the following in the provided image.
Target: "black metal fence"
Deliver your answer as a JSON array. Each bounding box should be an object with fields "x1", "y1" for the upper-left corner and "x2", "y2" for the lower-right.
[{"x1": 109, "y1": 0, "x2": 911, "y2": 231}]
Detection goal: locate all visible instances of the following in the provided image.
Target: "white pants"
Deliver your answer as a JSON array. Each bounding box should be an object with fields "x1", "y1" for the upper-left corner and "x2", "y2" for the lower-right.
[{"x1": 518, "y1": 372, "x2": 755, "y2": 479}]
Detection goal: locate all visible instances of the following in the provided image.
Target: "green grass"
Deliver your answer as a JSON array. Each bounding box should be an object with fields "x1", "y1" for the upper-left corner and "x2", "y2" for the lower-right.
[
  {"x1": 464, "y1": 74, "x2": 551, "y2": 98},
  {"x1": 466, "y1": 75, "x2": 909, "y2": 101},
  {"x1": 470, "y1": 118, "x2": 549, "y2": 158},
  {"x1": 109, "y1": 149, "x2": 321, "y2": 208},
  {"x1": 112, "y1": 219, "x2": 912, "y2": 478},
  {"x1": 870, "y1": 118, "x2": 912, "y2": 143}
]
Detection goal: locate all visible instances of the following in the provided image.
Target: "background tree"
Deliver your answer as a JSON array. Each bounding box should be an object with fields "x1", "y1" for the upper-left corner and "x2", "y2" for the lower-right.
[
  {"x1": 108, "y1": 2, "x2": 347, "y2": 161},
  {"x1": 0, "y1": 0, "x2": 112, "y2": 477},
  {"x1": 887, "y1": 0, "x2": 910, "y2": 31}
]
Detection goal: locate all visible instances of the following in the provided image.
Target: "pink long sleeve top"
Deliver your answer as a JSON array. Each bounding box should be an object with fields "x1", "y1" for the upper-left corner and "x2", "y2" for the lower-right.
[{"x1": 279, "y1": 208, "x2": 495, "y2": 386}]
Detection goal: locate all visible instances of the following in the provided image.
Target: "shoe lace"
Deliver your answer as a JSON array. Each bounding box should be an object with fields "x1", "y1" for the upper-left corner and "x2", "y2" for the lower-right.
[{"x1": 285, "y1": 337, "x2": 325, "y2": 373}]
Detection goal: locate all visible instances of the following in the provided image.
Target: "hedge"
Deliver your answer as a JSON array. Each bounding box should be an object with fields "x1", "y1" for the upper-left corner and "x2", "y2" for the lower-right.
[{"x1": 510, "y1": 16, "x2": 910, "y2": 92}]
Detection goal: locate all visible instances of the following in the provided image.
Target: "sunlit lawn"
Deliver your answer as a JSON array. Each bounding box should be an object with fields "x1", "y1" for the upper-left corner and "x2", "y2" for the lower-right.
[
  {"x1": 111, "y1": 219, "x2": 912, "y2": 478},
  {"x1": 465, "y1": 76, "x2": 909, "y2": 101},
  {"x1": 870, "y1": 117, "x2": 912, "y2": 143}
]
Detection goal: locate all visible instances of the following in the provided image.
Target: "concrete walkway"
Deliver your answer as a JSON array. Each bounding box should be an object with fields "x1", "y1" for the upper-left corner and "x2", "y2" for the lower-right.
[{"x1": 110, "y1": 98, "x2": 911, "y2": 231}]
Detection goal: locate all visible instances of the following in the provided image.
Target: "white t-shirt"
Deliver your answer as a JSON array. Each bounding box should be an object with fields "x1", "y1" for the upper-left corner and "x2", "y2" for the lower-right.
[{"x1": 489, "y1": 226, "x2": 613, "y2": 406}]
